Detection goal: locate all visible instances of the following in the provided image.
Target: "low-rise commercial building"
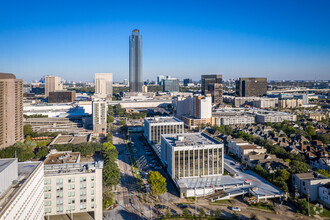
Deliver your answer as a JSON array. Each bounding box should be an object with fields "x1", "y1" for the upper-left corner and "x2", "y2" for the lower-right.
[
  {"x1": 0, "y1": 159, "x2": 44, "y2": 220},
  {"x1": 48, "y1": 91, "x2": 76, "y2": 103},
  {"x1": 255, "y1": 112, "x2": 296, "y2": 123},
  {"x1": 160, "y1": 133, "x2": 224, "y2": 197},
  {"x1": 44, "y1": 150, "x2": 103, "y2": 219}
]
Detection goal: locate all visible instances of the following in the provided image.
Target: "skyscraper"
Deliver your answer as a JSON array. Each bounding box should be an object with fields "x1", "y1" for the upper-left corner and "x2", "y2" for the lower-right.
[
  {"x1": 129, "y1": 29, "x2": 143, "y2": 92},
  {"x1": 201, "y1": 74, "x2": 223, "y2": 104},
  {"x1": 236, "y1": 77, "x2": 267, "y2": 97},
  {"x1": 0, "y1": 73, "x2": 23, "y2": 149},
  {"x1": 45, "y1": 76, "x2": 63, "y2": 97},
  {"x1": 95, "y1": 73, "x2": 113, "y2": 99}
]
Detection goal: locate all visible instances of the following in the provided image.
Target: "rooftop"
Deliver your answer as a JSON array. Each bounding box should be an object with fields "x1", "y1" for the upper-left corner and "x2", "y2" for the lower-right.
[
  {"x1": 162, "y1": 133, "x2": 221, "y2": 147},
  {"x1": 145, "y1": 116, "x2": 183, "y2": 124},
  {"x1": 44, "y1": 161, "x2": 103, "y2": 176},
  {"x1": 0, "y1": 73, "x2": 16, "y2": 79},
  {"x1": 0, "y1": 158, "x2": 16, "y2": 173},
  {"x1": 44, "y1": 150, "x2": 80, "y2": 164}
]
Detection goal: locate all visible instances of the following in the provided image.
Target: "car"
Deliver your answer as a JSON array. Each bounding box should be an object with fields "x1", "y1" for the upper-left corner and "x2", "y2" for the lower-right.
[
  {"x1": 154, "y1": 166, "x2": 161, "y2": 170},
  {"x1": 177, "y1": 204, "x2": 188, "y2": 208},
  {"x1": 231, "y1": 207, "x2": 241, "y2": 212}
]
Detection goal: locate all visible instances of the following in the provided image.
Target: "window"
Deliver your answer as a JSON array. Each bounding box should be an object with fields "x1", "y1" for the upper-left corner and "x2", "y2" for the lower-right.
[
  {"x1": 44, "y1": 186, "x2": 51, "y2": 192},
  {"x1": 56, "y1": 192, "x2": 63, "y2": 198},
  {"x1": 91, "y1": 190, "x2": 94, "y2": 195},
  {"x1": 91, "y1": 203, "x2": 95, "y2": 209},
  {"x1": 80, "y1": 204, "x2": 87, "y2": 210},
  {"x1": 69, "y1": 184, "x2": 75, "y2": 190},
  {"x1": 91, "y1": 182, "x2": 94, "y2": 188},
  {"x1": 68, "y1": 178, "x2": 75, "y2": 183},
  {"x1": 44, "y1": 208, "x2": 51, "y2": 214},
  {"x1": 91, "y1": 197, "x2": 94, "y2": 202},
  {"x1": 80, "y1": 183, "x2": 87, "y2": 189},
  {"x1": 44, "y1": 193, "x2": 51, "y2": 199},
  {"x1": 91, "y1": 176, "x2": 94, "y2": 181},
  {"x1": 56, "y1": 178, "x2": 63, "y2": 184},
  {"x1": 44, "y1": 179, "x2": 51, "y2": 185},
  {"x1": 56, "y1": 185, "x2": 63, "y2": 191},
  {"x1": 68, "y1": 199, "x2": 75, "y2": 204},
  {"x1": 80, "y1": 190, "x2": 87, "y2": 196},
  {"x1": 45, "y1": 201, "x2": 52, "y2": 206},
  {"x1": 68, "y1": 191, "x2": 75, "y2": 197},
  {"x1": 56, "y1": 206, "x2": 63, "y2": 213},
  {"x1": 56, "y1": 199, "x2": 63, "y2": 205},
  {"x1": 80, "y1": 198, "x2": 87, "y2": 203},
  {"x1": 80, "y1": 177, "x2": 86, "y2": 182}
]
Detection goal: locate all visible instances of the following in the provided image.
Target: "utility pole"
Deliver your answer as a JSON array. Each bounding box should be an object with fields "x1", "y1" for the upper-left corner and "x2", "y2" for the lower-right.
[{"x1": 307, "y1": 189, "x2": 310, "y2": 216}]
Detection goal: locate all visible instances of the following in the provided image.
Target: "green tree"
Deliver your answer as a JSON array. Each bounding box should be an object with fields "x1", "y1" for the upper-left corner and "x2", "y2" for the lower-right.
[
  {"x1": 250, "y1": 213, "x2": 258, "y2": 220},
  {"x1": 290, "y1": 160, "x2": 310, "y2": 174},
  {"x1": 306, "y1": 126, "x2": 316, "y2": 136},
  {"x1": 119, "y1": 119, "x2": 126, "y2": 126},
  {"x1": 165, "y1": 208, "x2": 171, "y2": 217},
  {"x1": 317, "y1": 169, "x2": 330, "y2": 178},
  {"x1": 147, "y1": 171, "x2": 167, "y2": 196},
  {"x1": 36, "y1": 146, "x2": 49, "y2": 160},
  {"x1": 275, "y1": 169, "x2": 290, "y2": 181},
  {"x1": 182, "y1": 208, "x2": 189, "y2": 217},
  {"x1": 199, "y1": 208, "x2": 205, "y2": 217},
  {"x1": 25, "y1": 135, "x2": 31, "y2": 141},
  {"x1": 23, "y1": 124, "x2": 33, "y2": 136},
  {"x1": 214, "y1": 208, "x2": 221, "y2": 218}
]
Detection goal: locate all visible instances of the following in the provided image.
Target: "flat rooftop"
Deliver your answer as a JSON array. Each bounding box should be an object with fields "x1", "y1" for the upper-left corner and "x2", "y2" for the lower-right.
[
  {"x1": 44, "y1": 151, "x2": 80, "y2": 164},
  {"x1": 51, "y1": 134, "x2": 90, "y2": 145},
  {"x1": 0, "y1": 161, "x2": 42, "y2": 215},
  {"x1": 145, "y1": 116, "x2": 182, "y2": 124},
  {"x1": 0, "y1": 158, "x2": 16, "y2": 173},
  {"x1": 163, "y1": 133, "x2": 221, "y2": 147}
]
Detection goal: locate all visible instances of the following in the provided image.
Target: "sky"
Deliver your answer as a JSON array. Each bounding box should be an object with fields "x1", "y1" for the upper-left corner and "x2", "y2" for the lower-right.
[{"x1": 0, "y1": 0, "x2": 329, "y2": 82}]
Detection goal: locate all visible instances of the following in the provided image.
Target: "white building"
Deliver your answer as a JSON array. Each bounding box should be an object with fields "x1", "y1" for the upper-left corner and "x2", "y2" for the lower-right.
[
  {"x1": 198, "y1": 96, "x2": 212, "y2": 119},
  {"x1": 0, "y1": 159, "x2": 44, "y2": 220},
  {"x1": 44, "y1": 150, "x2": 103, "y2": 219},
  {"x1": 255, "y1": 111, "x2": 297, "y2": 123},
  {"x1": 160, "y1": 133, "x2": 224, "y2": 197},
  {"x1": 144, "y1": 117, "x2": 184, "y2": 157},
  {"x1": 95, "y1": 73, "x2": 113, "y2": 99},
  {"x1": 92, "y1": 97, "x2": 107, "y2": 134},
  {"x1": 252, "y1": 98, "x2": 277, "y2": 109},
  {"x1": 45, "y1": 76, "x2": 63, "y2": 97},
  {"x1": 215, "y1": 115, "x2": 255, "y2": 126},
  {"x1": 172, "y1": 96, "x2": 193, "y2": 119}
]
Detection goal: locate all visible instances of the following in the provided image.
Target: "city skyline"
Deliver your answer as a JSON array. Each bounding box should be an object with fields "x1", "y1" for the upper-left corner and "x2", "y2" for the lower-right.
[{"x1": 1, "y1": 0, "x2": 330, "y2": 82}]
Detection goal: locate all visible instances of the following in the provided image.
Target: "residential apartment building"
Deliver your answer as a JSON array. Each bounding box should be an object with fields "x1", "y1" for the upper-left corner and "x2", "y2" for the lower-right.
[
  {"x1": 95, "y1": 73, "x2": 113, "y2": 99},
  {"x1": 160, "y1": 133, "x2": 224, "y2": 196},
  {"x1": 144, "y1": 117, "x2": 184, "y2": 145},
  {"x1": 193, "y1": 95, "x2": 212, "y2": 119},
  {"x1": 43, "y1": 150, "x2": 103, "y2": 219},
  {"x1": 92, "y1": 97, "x2": 107, "y2": 134},
  {"x1": 215, "y1": 115, "x2": 255, "y2": 126},
  {"x1": 45, "y1": 76, "x2": 63, "y2": 97},
  {"x1": 0, "y1": 73, "x2": 23, "y2": 149},
  {"x1": 228, "y1": 139, "x2": 266, "y2": 161},
  {"x1": 252, "y1": 98, "x2": 277, "y2": 109},
  {"x1": 0, "y1": 159, "x2": 44, "y2": 220},
  {"x1": 172, "y1": 96, "x2": 193, "y2": 119},
  {"x1": 236, "y1": 77, "x2": 267, "y2": 97},
  {"x1": 278, "y1": 98, "x2": 303, "y2": 108},
  {"x1": 292, "y1": 172, "x2": 330, "y2": 201},
  {"x1": 255, "y1": 112, "x2": 297, "y2": 123},
  {"x1": 201, "y1": 74, "x2": 223, "y2": 104}
]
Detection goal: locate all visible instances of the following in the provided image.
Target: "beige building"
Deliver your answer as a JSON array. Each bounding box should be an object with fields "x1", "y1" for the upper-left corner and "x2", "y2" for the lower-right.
[
  {"x1": 278, "y1": 98, "x2": 303, "y2": 108},
  {"x1": 0, "y1": 73, "x2": 23, "y2": 149},
  {"x1": 92, "y1": 97, "x2": 107, "y2": 134},
  {"x1": 45, "y1": 76, "x2": 63, "y2": 97},
  {"x1": 95, "y1": 73, "x2": 113, "y2": 99},
  {"x1": 44, "y1": 150, "x2": 103, "y2": 219}
]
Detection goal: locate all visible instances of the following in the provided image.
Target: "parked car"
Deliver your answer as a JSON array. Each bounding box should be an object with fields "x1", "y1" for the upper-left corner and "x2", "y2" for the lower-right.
[{"x1": 231, "y1": 207, "x2": 241, "y2": 212}]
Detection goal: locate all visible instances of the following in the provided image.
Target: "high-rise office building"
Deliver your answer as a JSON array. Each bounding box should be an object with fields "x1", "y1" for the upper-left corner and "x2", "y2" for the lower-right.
[
  {"x1": 45, "y1": 76, "x2": 63, "y2": 97},
  {"x1": 163, "y1": 78, "x2": 179, "y2": 92},
  {"x1": 235, "y1": 77, "x2": 267, "y2": 97},
  {"x1": 129, "y1": 29, "x2": 143, "y2": 92},
  {"x1": 95, "y1": 73, "x2": 113, "y2": 99},
  {"x1": 157, "y1": 75, "x2": 165, "y2": 85},
  {"x1": 193, "y1": 95, "x2": 212, "y2": 119},
  {"x1": 201, "y1": 74, "x2": 223, "y2": 104},
  {"x1": 0, "y1": 73, "x2": 23, "y2": 149},
  {"x1": 183, "y1": 78, "x2": 192, "y2": 86}
]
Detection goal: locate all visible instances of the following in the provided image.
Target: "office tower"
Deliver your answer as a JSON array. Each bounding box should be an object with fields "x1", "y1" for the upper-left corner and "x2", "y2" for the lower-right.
[
  {"x1": 45, "y1": 76, "x2": 63, "y2": 97},
  {"x1": 43, "y1": 150, "x2": 103, "y2": 219},
  {"x1": 92, "y1": 97, "x2": 107, "y2": 134},
  {"x1": 201, "y1": 74, "x2": 223, "y2": 104},
  {"x1": 235, "y1": 77, "x2": 267, "y2": 97},
  {"x1": 157, "y1": 75, "x2": 165, "y2": 85},
  {"x1": 163, "y1": 78, "x2": 179, "y2": 92},
  {"x1": 95, "y1": 73, "x2": 113, "y2": 99},
  {"x1": 0, "y1": 73, "x2": 23, "y2": 149},
  {"x1": 48, "y1": 91, "x2": 76, "y2": 103},
  {"x1": 172, "y1": 96, "x2": 193, "y2": 119},
  {"x1": 129, "y1": 29, "x2": 143, "y2": 92},
  {"x1": 0, "y1": 158, "x2": 44, "y2": 219},
  {"x1": 193, "y1": 95, "x2": 212, "y2": 119},
  {"x1": 183, "y1": 78, "x2": 192, "y2": 86}
]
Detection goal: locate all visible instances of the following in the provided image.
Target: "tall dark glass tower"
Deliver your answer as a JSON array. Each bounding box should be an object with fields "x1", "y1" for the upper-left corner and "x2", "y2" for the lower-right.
[{"x1": 129, "y1": 29, "x2": 143, "y2": 92}]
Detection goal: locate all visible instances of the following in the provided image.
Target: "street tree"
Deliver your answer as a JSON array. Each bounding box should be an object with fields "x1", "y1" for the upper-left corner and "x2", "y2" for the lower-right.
[{"x1": 147, "y1": 171, "x2": 167, "y2": 196}]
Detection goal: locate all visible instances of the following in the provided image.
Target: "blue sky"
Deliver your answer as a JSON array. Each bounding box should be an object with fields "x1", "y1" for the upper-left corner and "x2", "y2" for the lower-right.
[{"x1": 1, "y1": 0, "x2": 329, "y2": 82}]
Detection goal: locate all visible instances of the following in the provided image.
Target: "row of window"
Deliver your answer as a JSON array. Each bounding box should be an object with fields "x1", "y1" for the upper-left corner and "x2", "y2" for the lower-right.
[
  {"x1": 44, "y1": 176, "x2": 95, "y2": 185},
  {"x1": 44, "y1": 190, "x2": 94, "y2": 199},
  {"x1": 44, "y1": 197, "x2": 94, "y2": 206}
]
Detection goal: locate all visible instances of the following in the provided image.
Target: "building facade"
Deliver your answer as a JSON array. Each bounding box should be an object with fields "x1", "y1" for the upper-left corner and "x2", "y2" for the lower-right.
[
  {"x1": 45, "y1": 76, "x2": 63, "y2": 97},
  {"x1": 236, "y1": 77, "x2": 267, "y2": 97},
  {"x1": 0, "y1": 159, "x2": 44, "y2": 220},
  {"x1": 43, "y1": 150, "x2": 103, "y2": 219},
  {"x1": 129, "y1": 29, "x2": 143, "y2": 92},
  {"x1": 255, "y1": 112, "x2": 297, "y2": 123},
  {"x1": 144, "y1": 117, "x2": 184, "y2": 145},
  {"x1": 163, "y1": 78, "x2": 179, "y2": 92},
  {"x1": 193, "y1": 95, "x2": 212, "y2": 119},
  {"x1": 215, "y1": 115, "x2": 255, "y2": 126},
  {"x1": 0, "y1": 73, "x2": 23, "y2": 149},
  {"x1": 278, "y1": 98, "x2": 303, "y2": 108},
  {"x1": 252, "y1": 98, "x2": 277, "y2": 108},
  {"x1": 48, "y1": 91, "x2": 76, "y2": 103},
  {"x1": 201, "y1": 75, "x2": 223, "y2": 104},
  {"x1": 95, "y1": 73, "x2": 113, "y2": 99},
  {"x1": 92, "y1": 98, "x2": 107, "y2": 134},
  {"x1": 183, "y1": 78, "x2": 192, "y2": 86},
  {"x1": 157, "y1": 75, "x2": 165, "y2": 85}
]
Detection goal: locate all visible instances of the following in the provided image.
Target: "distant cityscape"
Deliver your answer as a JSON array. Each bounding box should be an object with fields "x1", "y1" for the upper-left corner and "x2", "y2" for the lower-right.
[{"x1": 0, "y1": 28, "x2": 329, "y2": 220}]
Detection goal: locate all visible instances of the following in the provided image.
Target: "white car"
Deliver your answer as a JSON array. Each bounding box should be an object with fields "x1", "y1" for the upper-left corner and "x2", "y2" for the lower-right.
[{"x1": 232, "y1": 207, "x2": 241, "y2": 212}]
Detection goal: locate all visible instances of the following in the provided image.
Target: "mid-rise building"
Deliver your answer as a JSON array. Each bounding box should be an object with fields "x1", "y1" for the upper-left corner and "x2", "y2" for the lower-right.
[
  {"x1": 45, "y1": 76, "x2": 63, "y2": 97},
  {"x1": 215, "y1": 115, "x2": 255, "y2": 126},
  {"x1": 236, "y1": 77, "x2": 267, "y2": 97},
  {"x1": 144, "y1": 116, "x2": 184, "y2": 145},
  {"x1": 201, "y1": 74, "x2": 223, "y2": 104},
  {"x1": 129, "y1": 29, "x2": 143, "y2": 92},
  {"x1": 43, "y1": 150, "x2": 103, "y2": 219},
  {"x1": 0, "y1": 73, "x2": 23, "y2": 149},
  {"x1": 183, "y1": 78, "x2": 192, "y2": 86},
  {"x1": 0, "y1": 159, "x2": 44, "y2": 220},
  {"x1": 163, "y1": 78, "x2": 179, "y2": 92},
  {"x1": 48, "y1": 91, "x2": 76, "y2": 103},
  {"x1": 160, "y1": 133, "x2": 224, "y2": 197},
  {"x1": 95, "y1": 73, "x2": 113, "y2": 99},
  {"x1": 278, "y1": 98, "x2": 303, "y2": 108},
  {"x1": 193, "y1": 95, "x2": 212, "y2": 119},
  {"x1": 92, "y1": 97, "x2": 107, "y2": 134},
  {"x1": 255, "y1": 111, "x2": 297, "y2": 123},
  {"x1": 172, "y1": 96, "x2": 193, "y2": 119},
  {"x1": 157, "y1": 75, "x2": 165, "y2": 85},
  {"x1": 252, "y1": 98, "x2": 277, "y2": 108}
]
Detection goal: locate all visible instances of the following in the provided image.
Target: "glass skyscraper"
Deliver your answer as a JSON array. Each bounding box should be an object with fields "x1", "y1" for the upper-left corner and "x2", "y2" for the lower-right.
[{"x1": 129, "y1": 29, "x2": 143, "y2": 92}]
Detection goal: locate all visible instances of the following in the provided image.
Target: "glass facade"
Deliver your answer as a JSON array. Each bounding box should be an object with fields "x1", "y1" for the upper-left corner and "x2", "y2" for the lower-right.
[
  {"x1": 129, "y1": 29, "x2": 143, "y2": 92},
  {"x1": 150, "y1": 123, "x2": 184, "y2": 144},
  {"x1": 163, "y1": 79, "x2": 179, "y2": 92}
]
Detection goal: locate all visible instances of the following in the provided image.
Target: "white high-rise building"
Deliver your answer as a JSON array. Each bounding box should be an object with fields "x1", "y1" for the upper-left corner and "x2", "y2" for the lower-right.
[
  {"x1": 45, "y1": 76, "x2": 63, "y2": 97},
  {"x1": 0, "y1": 159, "x2": 44, "y2": 220},
  {"x1": 95, "y1": 73, "x2": 113, "y2": 99},
  {"x1": 92, "y1": 97, "x2": 107, "y2": 134}
]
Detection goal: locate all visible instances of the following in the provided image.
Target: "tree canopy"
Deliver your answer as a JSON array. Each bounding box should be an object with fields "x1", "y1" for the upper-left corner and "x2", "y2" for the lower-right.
[{"x1": 147, "y1": 171, "x2": 167, "y2": 196}]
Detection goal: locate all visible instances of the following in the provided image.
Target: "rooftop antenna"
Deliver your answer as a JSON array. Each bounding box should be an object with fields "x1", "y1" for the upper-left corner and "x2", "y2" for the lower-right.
[{"x1": 15, "y1": 151, "x2": 17, "y2": 159}]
